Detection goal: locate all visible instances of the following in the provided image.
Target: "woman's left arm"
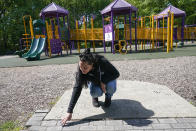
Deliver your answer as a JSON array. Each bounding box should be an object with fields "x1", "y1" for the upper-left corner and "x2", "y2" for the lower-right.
[{"x1": 100, "y1": 82, "x2": 106, "y2": 93}]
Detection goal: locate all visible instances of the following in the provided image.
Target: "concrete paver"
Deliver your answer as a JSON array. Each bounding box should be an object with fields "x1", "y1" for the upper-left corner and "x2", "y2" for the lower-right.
[
  {"x1": 25, "y1": 118, "x2": 196, "y2": 130},
  {"x1": 45, "y1": 80, "x2": 196, "y2": 120},
  {"x1": 24, "y1": 80, "x2": 196, "y2": 130}
]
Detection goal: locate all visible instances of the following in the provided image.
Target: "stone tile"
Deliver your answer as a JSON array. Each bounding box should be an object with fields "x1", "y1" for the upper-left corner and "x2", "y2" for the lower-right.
[
  {"x1": 176, "y1": 118, "x2": 196, "y2": 123},
  {"x1": 144, "y1": 129, "x2": 165, "y2": 131},
  {"x1": 26, "y1": 120, "x2": 41, "y2": 127},
  {"x1": 126, "y1": 129, "x2": 144, "y2": 131},
  {"x1": 90, "y1": 120, "x2": 106, "y2": 126},
  {"x1": 106, "y1": 120, "x2": 123, "y2": 126},
  {"x1": 190, "y1": 123, "x2": 196, "y2": 128},
  {"x1": 57, "y1": 120, "x2": 77, "y2": 126},
  {"x1": 183, "y1": 118, "x2": 196, "y2": 123},
  {"x1": 75, "y1": 120, "x2": 90, "y2": 126},
  {"x1": 146, "y1": 118, "x2": 159, "y2": 124},
  {"x1": 28, "y1": 126, "x2": 47, "y2": 131},
  {"x1": 46, "y1": 126, "x2": 62, "y2": 131},
  {"x1": 63, "y1": 120, "x2": 90, "y2": 126},
  {"x1": 123, "y1": 119, "x2": 153, "y2": 126},
  {"x1": 41, "y1": 121, "x2": 57, "y2": 126},
  {"x1": 171, "y1": 123, "x2": 192, "y2": 129},
  {"x1": 123, "y1": 125, "x2": 134, "y2": 129},
  {"x1": 30, "y1": 116, "x2": 44, "y2": 121},
  {"x1": 152, "y1": 124, "x2": 172, "y2": 129},
  {"x1": 158, "y1": 118, "x2": 178, "y2": 123},
  {"x1": 114, "y1": 125, "x2": 133, "y2": 130},
  {"x1": 165, "y1": 129, "x2": 185, "y2": 131},
  {"x1": 80, "y1": 125, "x2": 97, "y2": 130},
  {"x1": 57, "y1": 120, "x2": 63, "y2": 126},
  {"x1": 34, "y1": 113, "x2": 47, "y2": 117},
  {"x1": 62, "y1": 125, "x2": 80, "y2": 130},
  {"x1": 97, "y1": 125, "x2": 114, "y2": 130},
  {"x1": 175, "y1": 118, "x2": 187, "y2": 123},
  {"x1": 132, "y1": 124, "x2": 153, "y2": 130}
]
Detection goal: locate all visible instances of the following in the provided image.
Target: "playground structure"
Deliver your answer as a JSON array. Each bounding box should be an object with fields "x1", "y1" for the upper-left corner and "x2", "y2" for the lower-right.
[
  {"x1": 70, "y1": 16, "x2": 103, "y2": 53},
  {"x1": 136, "y1": 12, "x2": 175, "y2": 53},
  {"x1": 14, "y1": 15, "x2": 33, "y2": 57},
  {"x1": 101, "y1": 0, "x2": 138, "y2": 54},
  {"x1": 20, "y1": 0, "x2": 196, "y2": 59},
  {"x1": 69, "y1": 2, "x2": 195, "y2": 54},
  {"x1": 15, "y1": 15, "x2": 46, "y2": 58},
  {"x1": 70, "y1": 12, "x2": 175, "y2": 53},
  {"x1": 22, "y1": 37, "x2": 46, "y2": 60},
  {"x1": 40, "y1": 2, "x2": 70, "y2": 57},
  {"x1": 21, "y1": 15, "x2": 34, "y2": 50},
  {"x1": 21, "y1": 16, "x2": 46, "y2": 49}
]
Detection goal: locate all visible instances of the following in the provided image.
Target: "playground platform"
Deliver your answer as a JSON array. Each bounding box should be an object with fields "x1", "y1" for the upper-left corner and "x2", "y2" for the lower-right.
[{"x1": 24, "y1": 80, "x2": 196, "y2": 131}]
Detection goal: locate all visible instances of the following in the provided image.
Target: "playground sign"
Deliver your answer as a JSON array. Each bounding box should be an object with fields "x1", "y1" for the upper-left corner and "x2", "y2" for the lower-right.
[{"x1": 105, "y1": 24, "x2": 113, "y2": 41}]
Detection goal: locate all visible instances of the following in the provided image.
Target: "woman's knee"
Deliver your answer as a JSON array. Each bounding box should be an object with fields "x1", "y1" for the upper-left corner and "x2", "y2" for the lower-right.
[
  {"x1": 106, "y1": 80, "x2": 117, "y2": 95},
  {"x1": 89, "y1": 83, "x2": 103, "y2": 98},
  {"x1": 90, "y1": 88, "x2": 103, "y2": 98}
]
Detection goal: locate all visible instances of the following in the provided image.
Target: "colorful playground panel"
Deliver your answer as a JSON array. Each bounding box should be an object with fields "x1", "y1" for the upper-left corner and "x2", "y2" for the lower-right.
[{"x1": 20, "y1": 0, "x2": 196, "y2": 58}]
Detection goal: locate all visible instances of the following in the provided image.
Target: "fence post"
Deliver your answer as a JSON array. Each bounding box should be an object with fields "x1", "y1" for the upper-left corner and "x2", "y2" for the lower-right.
[
  {"x1": 170, "y1": 12, "x2": 174, "y2": 50},
  {"x1": 141, "y1": 17, "x2": 143, "y2": 50},
  {"x1": 83, "y1": 16, "x2": 87, "y2": 49},
  {"x1": 91, "y1": 17, "x2": 95, "y2": 52},
  {"x1": 76, "y1": 20, "x2": 80, "y2": 53},
  {"x1": 163, "y1": 15, "x2": 165, "y2": 49},
  {"x1": 167, "y1": 11, "x2": 170, "y2": 53},
  {"x1": 152, "y1": 15, "x2": 154, "y2": 49}
]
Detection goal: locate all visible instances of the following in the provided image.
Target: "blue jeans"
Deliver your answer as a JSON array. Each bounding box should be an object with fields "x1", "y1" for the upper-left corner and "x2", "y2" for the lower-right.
[{"x1": 88, "y1": 80, "x2": 117, "y2": 98}]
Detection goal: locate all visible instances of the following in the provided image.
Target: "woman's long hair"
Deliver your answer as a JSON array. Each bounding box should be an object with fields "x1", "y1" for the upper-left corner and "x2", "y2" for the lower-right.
[
  {"x1": 78, "y1": 48, "x2": 98, "y2": 88},
  {"x1": 79, "y1": 48, "x2": 96, "y2": 65}
]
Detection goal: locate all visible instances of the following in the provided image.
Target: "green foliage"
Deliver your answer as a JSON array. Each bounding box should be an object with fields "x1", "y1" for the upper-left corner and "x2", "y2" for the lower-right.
[
  {"x1": 186, "y1": 13, "x2": 196, "y2": 24},
  {"x1": 0, "y1": 121, "x2": 23, "y2": 131},
  {"x1": 0, "y1": 0, "x2": 195, "y2": 55},
  {"x1": 127, "y1": 0, "x2": 195, "y2": 18}
]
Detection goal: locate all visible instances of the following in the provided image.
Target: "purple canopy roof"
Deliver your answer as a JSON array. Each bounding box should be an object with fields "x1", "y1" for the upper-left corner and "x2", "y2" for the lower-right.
[
  {"x1": 101, "y1": 0, "x2": 138, "y2": 16},
  {"x1": 40, "y1": 2, "x2": 68, "y2": 18},
  {"x1": 156, "y1": 4, "x2": 185, "y2": 19}
]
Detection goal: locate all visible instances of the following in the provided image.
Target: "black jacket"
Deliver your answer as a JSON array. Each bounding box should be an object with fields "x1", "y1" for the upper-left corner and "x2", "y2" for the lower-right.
[{"x1": 67, "y1": 55, "x2": 120, "y2": 113}]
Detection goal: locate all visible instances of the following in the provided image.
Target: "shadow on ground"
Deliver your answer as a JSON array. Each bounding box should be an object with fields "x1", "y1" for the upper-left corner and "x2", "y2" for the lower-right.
[{"x1": 64, "y1": 99, "x2": 154, "y2": 127}]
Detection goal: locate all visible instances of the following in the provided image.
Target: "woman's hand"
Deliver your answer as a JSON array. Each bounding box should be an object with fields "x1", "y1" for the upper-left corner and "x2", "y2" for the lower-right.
[
  {"x1": 61, "y1": 113, "x2": 72, "y2": 126},
  {"x1": 100, "y1": 82, "x2": 106, "y2": 93}
]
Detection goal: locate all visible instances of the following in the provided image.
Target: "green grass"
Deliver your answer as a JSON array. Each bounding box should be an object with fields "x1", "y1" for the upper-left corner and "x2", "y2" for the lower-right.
[
  {"x1": 49, "y1": 96, "x2": 60, "y2": 108},
  {"x1": 190, "y1": 101, "x2": 194, "y2": 105},
  {"x1": 0, "y1": 121, "x2": 23, "y2": 131}
]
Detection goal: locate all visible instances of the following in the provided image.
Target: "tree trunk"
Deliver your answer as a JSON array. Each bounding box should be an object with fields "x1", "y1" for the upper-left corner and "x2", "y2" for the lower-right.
[{"x1": 3, "y1": 32, "x2": 8, "y2": 51}]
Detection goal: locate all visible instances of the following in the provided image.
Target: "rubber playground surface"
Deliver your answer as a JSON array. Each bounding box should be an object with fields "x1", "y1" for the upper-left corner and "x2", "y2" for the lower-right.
[{"x1": 0, "y1": 43, "x2": 196, "y2": 68}]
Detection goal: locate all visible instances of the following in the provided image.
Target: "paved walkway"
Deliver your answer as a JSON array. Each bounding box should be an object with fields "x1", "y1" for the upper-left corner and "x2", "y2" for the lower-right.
[
  {"x1": 1, "y1": 43, "x2": 196, "y2": 68},
  {"x1": 23, "y1": 80, "x2": 196, "y2": 131},
  {"x1": 0, "y1": 55, "x2": 17, "y2": 59}
]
